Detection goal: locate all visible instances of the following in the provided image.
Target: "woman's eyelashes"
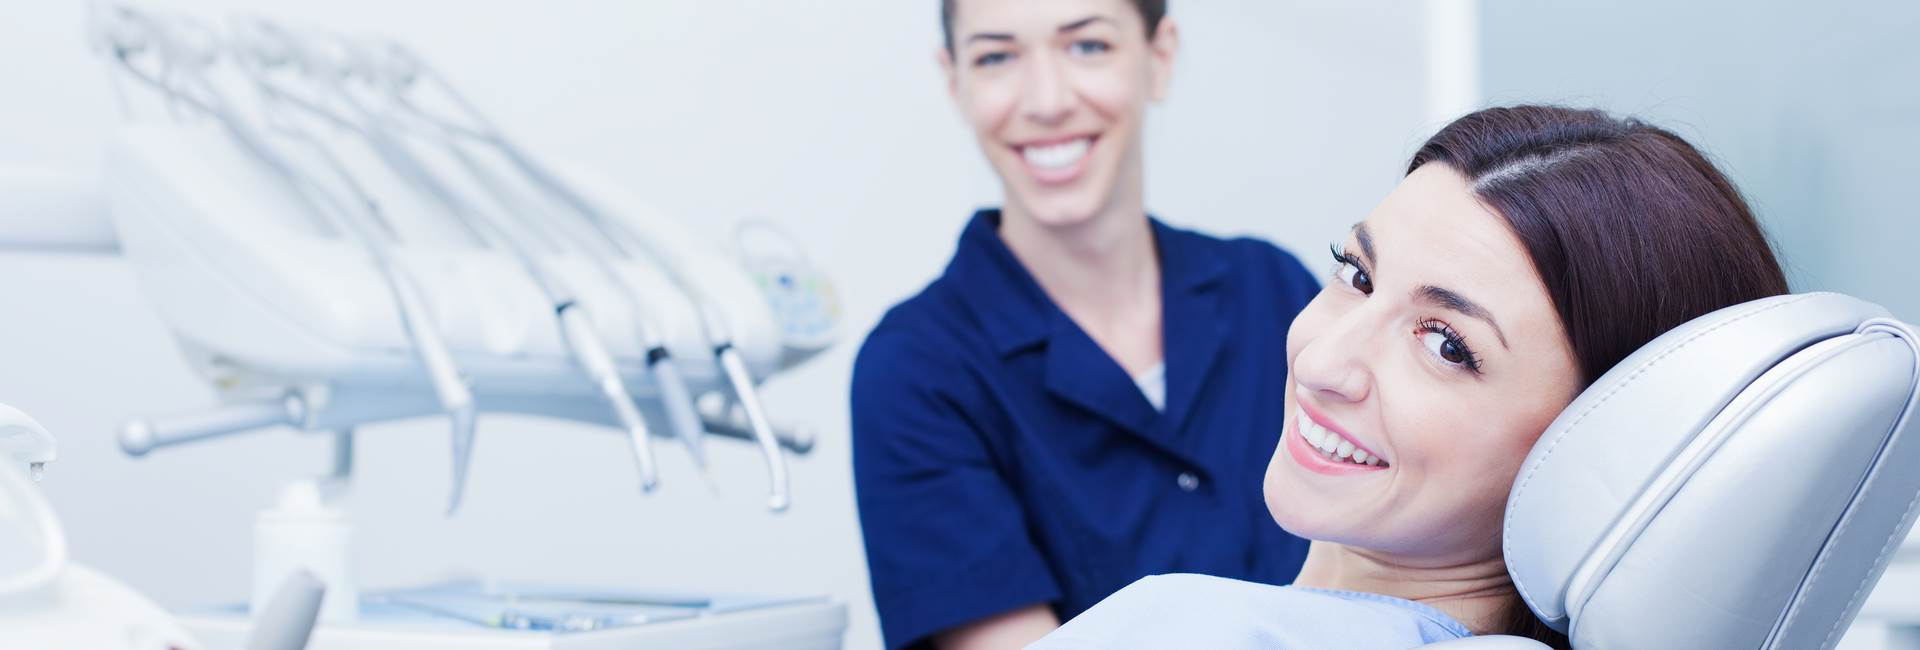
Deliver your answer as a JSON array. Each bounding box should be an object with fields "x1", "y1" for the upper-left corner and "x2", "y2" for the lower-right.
[
  {"x1": 1416, "y1": 318, "x2": 1484, "y2": 374},
  {"x1": 1326, "y1": 244, "x2": 1486, "y2": 376},
  {"x1": 973, "y1": 50, "x2": 1014, "y2": 67},
  {"x1": 1328, "y1": 244, "x2": 1373, "y2": 295},
  {"x1": 971, "y1": 39, "x2": 1109, "y2": 68},
  {"x1": 1068, "y1": 39, "x2": 1112, "y2": 57}
]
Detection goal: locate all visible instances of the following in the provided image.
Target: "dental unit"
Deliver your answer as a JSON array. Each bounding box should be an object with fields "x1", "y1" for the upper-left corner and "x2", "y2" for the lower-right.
[
  {"x1": 10, "y1": 3, "x2": 853, "y2": 646},
  {"x1": 360, "y1": 41, "x2": 797, "y2": 510},
  {"x1": 224, "y1": 19, "x2": 671, "y2": 504},
  {"x1": 89, "y1": 4, "x2": 834, "y2": 514}
]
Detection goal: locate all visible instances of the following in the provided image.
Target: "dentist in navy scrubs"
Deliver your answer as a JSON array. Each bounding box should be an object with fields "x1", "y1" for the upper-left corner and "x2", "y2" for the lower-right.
[{"x1": 852, "y1": 1, "x2": 1318, "y2": 648}]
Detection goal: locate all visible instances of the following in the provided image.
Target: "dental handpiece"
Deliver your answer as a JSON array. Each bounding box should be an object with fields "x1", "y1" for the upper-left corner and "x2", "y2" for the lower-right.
[
  {"x1": 365, "y1": 40, "x2": 788, "y2": 509},
  {"x1": 430, "y1": 139, "x2": 709, "y2": 470},
  {"x1": 260, "y1": 129, "x2": 482, "y2": 511},
  {"x1": 230, "y1": 77, "x2": 486, "y2": 512},
  {"x1": 346, "y1": 118, "x2": 665, "y2": 493},
  {"x1": 236, "y1": 23, "x2": 673, "y2": 497},
  {"x1": 356, "y1": 44, "x2": 713, "y2": 468},
  {"x1": 508, "y1": 155, "x2": 793, "y2": 510},
  {"x1": 95, "y1": 16, "x2": 482, "y2": 511},
  {"x1": 710, "y1": 321, "x2": 792, "y2": 511}
]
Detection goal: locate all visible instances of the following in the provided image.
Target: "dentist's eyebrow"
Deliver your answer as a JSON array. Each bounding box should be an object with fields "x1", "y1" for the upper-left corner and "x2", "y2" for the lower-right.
[
  {"x1": 1416, "y1": 285, "x2": 1511, "y2": 350},
  {"x1": 967, "y1": 16, "x2": 1112, "y2": 45},
  {"x1": 1058, "y1": 15, "x2": 1114, "y2": 33}
]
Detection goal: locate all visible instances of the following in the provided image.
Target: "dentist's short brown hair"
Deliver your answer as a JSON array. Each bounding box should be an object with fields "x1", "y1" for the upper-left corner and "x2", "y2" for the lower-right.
[{"x1": 940, "y1": 0, "x2": 1168, "y2": 53}]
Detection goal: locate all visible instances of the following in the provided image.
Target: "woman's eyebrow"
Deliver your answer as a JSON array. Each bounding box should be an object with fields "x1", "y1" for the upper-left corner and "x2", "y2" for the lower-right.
[
  {"x1": 1416, "y1": 285, "x2": 1511, "y2": 350},
  {"x1": 1057, "y1": 15, "x2": 1114, "y2": 33},
  {"x1": 1352, "y1": 222, "x2": 1376, "y2": 262},
  {"x1": 965, "y1": 32, "x2": 1015, "y2": 45},
  {"x1": 965, "y1": 16, "x2": 1112, "y2": 45},
  {"x1": 1353, "y1": 222, "x2": 1509, "y2": 350}
]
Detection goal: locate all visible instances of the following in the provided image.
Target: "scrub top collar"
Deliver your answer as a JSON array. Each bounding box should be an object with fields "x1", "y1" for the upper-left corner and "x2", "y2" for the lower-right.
[{"x1": 944, "y1": 209, "x2": 1234, "y2": 468}]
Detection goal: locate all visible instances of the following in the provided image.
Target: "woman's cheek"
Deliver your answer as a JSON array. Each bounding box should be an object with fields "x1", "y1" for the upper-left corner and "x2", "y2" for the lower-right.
[{"x1": 961, "y1": 79, "x2": 1019, "y2": 130}]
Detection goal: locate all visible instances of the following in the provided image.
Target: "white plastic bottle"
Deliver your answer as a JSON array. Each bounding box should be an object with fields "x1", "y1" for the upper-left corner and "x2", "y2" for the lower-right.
[{"x1": 252, "y1": 479, "x2": 357, "y2": 623}]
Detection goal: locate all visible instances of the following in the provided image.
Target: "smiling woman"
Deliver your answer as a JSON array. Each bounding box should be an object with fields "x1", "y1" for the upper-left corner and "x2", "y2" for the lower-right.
[
  {"x1": 1028, "y1": 106, "x2": 1789, "y2": 649},
  {"x1": 853, "y1": 1, "x2": 1333, "y2": 650}
]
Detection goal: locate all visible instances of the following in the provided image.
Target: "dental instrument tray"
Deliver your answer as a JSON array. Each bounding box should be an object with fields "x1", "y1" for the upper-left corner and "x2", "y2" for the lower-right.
[{"x1": 174, "y1": 581, "x2": 847, "y2": 649}]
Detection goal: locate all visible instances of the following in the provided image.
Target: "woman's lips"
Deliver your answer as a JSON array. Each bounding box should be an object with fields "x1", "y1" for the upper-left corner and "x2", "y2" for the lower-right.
[
  {"x1": 1285, "y1": 410, "x2": 1390, "y2": 476},
  {"x1": 1015, "y1": 135, "x2": 1096, "y2": 186},
  {"x1": 1295, "y1": 394, "x2": 1389, "y2": 463}
]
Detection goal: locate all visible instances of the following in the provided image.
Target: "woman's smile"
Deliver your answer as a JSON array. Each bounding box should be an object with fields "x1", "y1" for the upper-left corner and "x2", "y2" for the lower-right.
[
  {"x1": 1285, "y1": 404, "x2": 1392, "y2": 476},
  {"x1": 1013, "y1": 133, "x2": 1100, "y2": 185}
]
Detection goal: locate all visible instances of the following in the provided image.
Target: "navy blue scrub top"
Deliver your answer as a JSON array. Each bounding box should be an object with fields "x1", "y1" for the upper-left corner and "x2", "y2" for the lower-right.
[{"x1": 852, "y1": 210, "x2": 1321, "y2": 650}]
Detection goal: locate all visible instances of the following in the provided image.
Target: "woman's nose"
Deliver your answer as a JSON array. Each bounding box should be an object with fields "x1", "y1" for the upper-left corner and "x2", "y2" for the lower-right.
[
  {"x1": 1019, "y1": 53, "x2": 1074, "y2": 125},
  {"x1": 1290, "y1": 315, "x2": 1375, "y2": 404}
]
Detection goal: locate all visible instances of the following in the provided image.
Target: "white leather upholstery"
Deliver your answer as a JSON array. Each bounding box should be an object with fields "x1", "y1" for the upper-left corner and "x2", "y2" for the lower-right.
[{"x1": 1495, "y1": 293, "x2": 1920, "y2": 648}]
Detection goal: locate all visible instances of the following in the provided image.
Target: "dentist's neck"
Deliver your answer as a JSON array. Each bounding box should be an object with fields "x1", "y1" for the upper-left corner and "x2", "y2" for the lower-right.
[
  {"x1": 1291, "y1": 541, "x2": 1518, "y2": 634},
  {"x1": 997, "y1": 175, "x2": 1156, "y2": 315},
  {"x1": 997, "y1": 179, "x2": 1163, "y2": 375}
]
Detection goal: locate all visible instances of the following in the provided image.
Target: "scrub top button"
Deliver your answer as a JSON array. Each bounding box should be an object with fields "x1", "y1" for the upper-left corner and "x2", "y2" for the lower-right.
[{"x1": 1177, "y1": 472, "x2": 1201, "y2": 492}]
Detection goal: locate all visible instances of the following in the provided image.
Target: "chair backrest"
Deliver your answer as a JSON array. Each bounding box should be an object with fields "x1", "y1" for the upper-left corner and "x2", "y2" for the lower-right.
[{"x1": 1502, "y1": 293, "x2": 1920, "y2": 649}]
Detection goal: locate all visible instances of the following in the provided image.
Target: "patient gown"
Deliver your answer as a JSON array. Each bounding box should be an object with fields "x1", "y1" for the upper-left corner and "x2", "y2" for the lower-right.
[{"x1": 1029, "y1": 573, "x2": 1473, "y2": 649}]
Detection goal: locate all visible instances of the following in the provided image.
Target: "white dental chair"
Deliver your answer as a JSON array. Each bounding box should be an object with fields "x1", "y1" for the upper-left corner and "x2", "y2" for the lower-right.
[{"x1": 1426, "y1": 292, "x2": 1920, "y2": 649}]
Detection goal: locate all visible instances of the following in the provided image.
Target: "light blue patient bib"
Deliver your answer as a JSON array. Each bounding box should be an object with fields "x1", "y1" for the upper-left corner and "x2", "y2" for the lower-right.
[{"x1": 1029, "y1": 573, "x2": 1473, "y2": 649}]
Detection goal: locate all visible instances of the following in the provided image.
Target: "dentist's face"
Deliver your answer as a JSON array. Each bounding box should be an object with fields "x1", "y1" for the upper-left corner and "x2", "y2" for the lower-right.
[
  {"x1": 1264, "y1": 164, "x2": 1582, "y2": 564},
  {"x1": 940, "y1": 0, "x2": 1176, "y2": 227}
]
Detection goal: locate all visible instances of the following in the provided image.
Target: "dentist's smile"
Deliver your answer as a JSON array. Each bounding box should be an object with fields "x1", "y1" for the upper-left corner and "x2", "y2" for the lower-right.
[{"x1": 1014, "y1": 134, "x2": 1098, "y2": 186}]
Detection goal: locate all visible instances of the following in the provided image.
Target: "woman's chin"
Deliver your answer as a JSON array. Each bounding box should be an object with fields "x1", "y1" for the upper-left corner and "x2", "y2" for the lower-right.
[
  {"x1": 1266, "y1": 497, "x2": 1342, "y2": 543},
  {"x1": 1004, "y1": 176, "x2": 1122, "y2": 229},
  {"x1": 1015, "y1": 197, "x2": 1104, "y2": 229},
  {"x1": 1265, "y1": 463, "x2": 1376, "y2": 545}
]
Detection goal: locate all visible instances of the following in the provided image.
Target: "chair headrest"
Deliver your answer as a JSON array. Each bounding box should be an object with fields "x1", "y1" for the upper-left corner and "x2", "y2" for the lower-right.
[{"x1": 1503, "y1": 293, "x2": 1920, "y2": 649}]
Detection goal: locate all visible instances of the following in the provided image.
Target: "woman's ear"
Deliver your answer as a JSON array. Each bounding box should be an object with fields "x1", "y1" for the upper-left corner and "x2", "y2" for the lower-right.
[
  {"x1": 937, "y1": 46, "x2": 961, "y2": 103},
  {"x1": 1147, "y1": 16, "x2": 1180, "y2": 102}
]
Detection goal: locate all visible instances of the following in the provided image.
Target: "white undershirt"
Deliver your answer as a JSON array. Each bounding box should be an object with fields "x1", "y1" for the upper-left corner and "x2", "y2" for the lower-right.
[{"x1": 1134, "y1": 362, "x2": 1167, "y2": 413}]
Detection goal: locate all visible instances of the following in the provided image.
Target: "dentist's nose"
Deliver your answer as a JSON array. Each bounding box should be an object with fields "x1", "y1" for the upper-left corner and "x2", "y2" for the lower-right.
[
  {"x1": 1019, "y1": 53, "x2": 1074, "y2": 126},
  {"x1": 1290, "y1": 314, "x2": 1376, "y2": 404}
]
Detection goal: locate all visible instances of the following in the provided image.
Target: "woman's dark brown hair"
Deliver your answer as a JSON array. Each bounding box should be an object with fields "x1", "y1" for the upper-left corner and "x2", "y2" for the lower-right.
[
  {"x1": 940, "y1": 0, "x2": 1168, "y2": 54},
  {"x1": 1410, "y1": 106, "x2": 1790, "y2": 646}
]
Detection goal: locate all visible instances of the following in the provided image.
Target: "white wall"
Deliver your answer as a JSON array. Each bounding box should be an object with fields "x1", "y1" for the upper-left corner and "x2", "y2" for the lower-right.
[
  {"x1": 1477, "y1": 0, "x2": 1920, "y2": 322},
  {"x1": 0, "y1": 2, "x2": 1438, "y2": 648}
]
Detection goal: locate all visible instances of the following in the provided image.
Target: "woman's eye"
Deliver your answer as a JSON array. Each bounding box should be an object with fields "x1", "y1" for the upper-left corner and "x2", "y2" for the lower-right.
[
  {"x1": 1422, "y1": 331, "x2": 1468, "y2": 365},
  {"x1": 1333, "y1": 261, "x2": 1373, "y2": 295},
  {"x1": 974, "y1": 51, "x2": 1013, "y2": 67},
  {"x1": 1328, "y1": 246, "x2": 1373, "y2": 295},
  {"x1": 1068, "y1": 40, "x2": 1111, "y2": 56},
  {"x1": 1417, "y1": 323, "x2": 1482, "y2": 374}
]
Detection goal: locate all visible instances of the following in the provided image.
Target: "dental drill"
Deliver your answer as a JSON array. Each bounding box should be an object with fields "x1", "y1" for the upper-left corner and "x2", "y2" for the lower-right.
[
  {"x1": 334, "y1": 36, "x2": 713, "y2": 473},
  {"x1": 227, "y1": 20, "x2": 672, "y2": 497},
  {"x1": 364, "y1": 42, "x2": 794, "y2": 511},
  {"x1": 91, "y1": 6, "x2": 481, "y2": 512},
  {"x1": 348, "y1": 40, "x2": 719, "y2": 473}
]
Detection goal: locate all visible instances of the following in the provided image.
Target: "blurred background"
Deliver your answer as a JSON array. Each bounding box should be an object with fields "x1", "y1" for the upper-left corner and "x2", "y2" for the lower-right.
[{"x1": 0, "y1": 1, "x2": 1913, "y2": 648}]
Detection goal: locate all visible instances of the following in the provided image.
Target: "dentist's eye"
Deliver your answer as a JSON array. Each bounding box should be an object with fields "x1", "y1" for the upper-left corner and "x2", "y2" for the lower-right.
[
  {"x1": 974, "y1": 51, "x2": 1014, "y2": 67},
  {"x1": 1068, "y1": 40, "x2": 1111, "y2": 56},
  {"x1": 1417, "y1": 319, "x2": 1483, "y2": 374},
  {"x1": 1328, "y1": 244, "x2": 1373, "y2": 295}
]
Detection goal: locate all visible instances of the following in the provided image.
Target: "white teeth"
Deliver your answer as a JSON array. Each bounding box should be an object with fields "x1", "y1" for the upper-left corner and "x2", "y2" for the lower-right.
[
  {"x1": 1022, "y1": 137, "x2": 1091, "y2": 170},
  {"x1": 1297, "y1": 410, "x2": 1386, "y2": 468}
]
